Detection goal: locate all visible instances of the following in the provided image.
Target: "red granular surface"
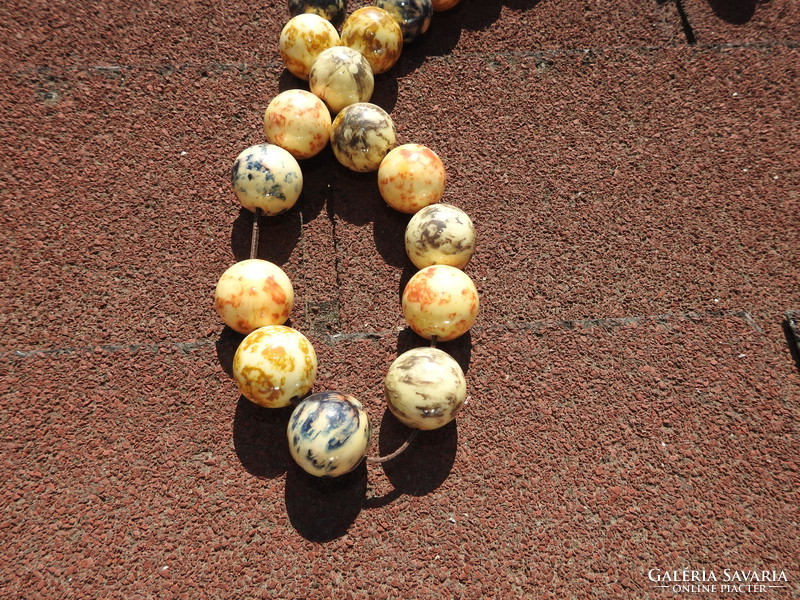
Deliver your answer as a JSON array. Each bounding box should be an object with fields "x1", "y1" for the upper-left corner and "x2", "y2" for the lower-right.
[{"x1": 1, "y1": 0, "x2": 798, "y2": 598}]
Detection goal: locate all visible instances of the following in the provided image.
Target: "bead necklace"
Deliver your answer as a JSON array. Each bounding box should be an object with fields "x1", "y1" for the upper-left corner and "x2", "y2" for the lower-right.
[{"x1": 214, "y1": 0, "x2": 476, "y2": 480}]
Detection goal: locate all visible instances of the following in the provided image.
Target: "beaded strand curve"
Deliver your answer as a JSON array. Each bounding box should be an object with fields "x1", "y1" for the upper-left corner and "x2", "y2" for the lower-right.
[{"x1": 214, "y1": 0, "x2": 474, "y2": 480}]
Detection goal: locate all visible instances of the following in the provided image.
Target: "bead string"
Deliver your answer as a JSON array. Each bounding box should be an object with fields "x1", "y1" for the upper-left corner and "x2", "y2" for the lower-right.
[
  {"x1": 217, "y1": 0, "x2": 477, "y2": 480},
  {"x1": 247, "y1": 197, "x2": 420, "y2": 464}
]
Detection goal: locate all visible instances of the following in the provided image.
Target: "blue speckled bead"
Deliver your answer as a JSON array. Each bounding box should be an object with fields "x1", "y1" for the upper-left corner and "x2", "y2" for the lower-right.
[
  {"x1": 288, "y1": 0, "x2": 347, "y2": 24},
  {"x1": 287, "y1": 391, "x2": 372, "y2": 477},
  {"x1": 231, "y1": 144, "x2": 303, "y2": 216},
  {"x1": 375, "y1": 0, "x2": 433, "y2": 43}
]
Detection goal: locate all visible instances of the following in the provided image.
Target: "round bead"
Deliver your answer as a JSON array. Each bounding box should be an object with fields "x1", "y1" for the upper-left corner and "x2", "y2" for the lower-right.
[
  {"x1": 331, "y1": 102, "x2": 397, "y2": 172},
  {"x1": 340, "y1": 7, "x2": 403, "y2": 75},
  {"x1": 263, "y1": 89, "x2": 332, "y2": 160},
  {"x1": 375, "y1": 0, "x2": 432, "y2": 43},
  {"x1": 378, "y1": 143, "x2": 445, "y2": 213},
  {"x1": 231, "y1": 144, "x2": 303, "y2": 216},
  {"x1": 402, "y1": 265, "x2": 479, "y2": 341},
  {"x1": 288, "y1": 391, "x2": 372, "y2": 477},
  {"x1": 279, "y1": 13, "x2": 340, "y2": 80},
  {"x1": 405, "y1": 203, "x2": 476, "y2": 269},
  {"x1": 233, "y1": 325, "x2": 318, "y2": 408},
  {"x1": 384, "y1": 347, "x2": 466, "y2": 430},
  {"x1": 288, "y1": 0, "x2": 346, "y2": 24},
  {"x1": 215, "y1": 259, "x2": 294, "y2": 334},
  {"x1": 309, "y1": 46, "x2": 374, "y2": 114},
  {"x1": 431, "y1": 0, "x2": 461, "y2": 11}
]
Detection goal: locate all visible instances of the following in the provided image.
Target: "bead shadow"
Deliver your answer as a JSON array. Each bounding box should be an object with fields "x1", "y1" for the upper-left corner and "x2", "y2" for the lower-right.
[
  {"x1": 285, "y1": 461, "x2": 368, "y2": 542},
  {"x1": 231, "y1": 207, "x2": 302, "y2": 265},
  {"x1": 378, "y1": 408, "x2": 458, "y2": 496},
  {"x1": 232, "y1": 397, "x2": 295, "y2": 479},
  {"x1": 215, "y1": 326, "x2": 245, "y2": 379}
]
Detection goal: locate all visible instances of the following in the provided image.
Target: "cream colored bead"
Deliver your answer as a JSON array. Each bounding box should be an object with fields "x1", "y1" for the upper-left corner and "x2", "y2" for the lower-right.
[
  {"x1": 331, "y1": 102, "x2": 396, "y2": 172},
  {"x1": 264, "y1": 89, "x2": 332, "y2": 160},
  {"x1": 288, "y1": 391, "x2": 372, "y2": 477},
  {"x1": 405, "y1": 204, "x2": 475, "y2": 269},
  {"x1": 402, "y1": 265, "x2": 479, "y2": 341},
  {"x1": 214, "y1": 259, "x2": 294, "y2": 334},
  {"x1": 340, "y1": 7, "x2": 403, "y2": 75},
  {"x1": 378, "y1": 143, "x2": 445, "y2": 213},
  {"x1": 279, "y1": 13, "x2": 341, "y2": 80},
  {"x1": 309, "y1": 46, "x2": 374, "y2": 114},
  {"x1": 231, "y1": 144, "x2": 303, "y2": 216},
  {"x1": 233, "y1": 325, "x2": 318, "y2": 408},
  {"x1": 384, "y1": 347, "x2": 466, "y2": 430}
]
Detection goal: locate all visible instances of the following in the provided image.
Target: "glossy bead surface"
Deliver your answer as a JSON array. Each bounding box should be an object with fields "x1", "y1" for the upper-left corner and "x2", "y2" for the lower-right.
[
  {"x1": 384, "y1": 347, "x2": 466, "y2": 430},
  {"x1": 331, "y1": 102, "x2": 396, "y2": 172},
  {"x1": 375, "y1": 0, "x2": 432, "y2": 43},
  {"x1": 215, "y1": 259, "x2": 294, "y2": 334},
  {"x1": 288, "y1": 391, "x2": 372, "y2": 477},
  {"x1": 233, "y1": 325, "x2": 317, "y2": 408},
  {"x1": 431, "y1": 0, "x2": 461, "y2": 10},
  {"x1": 288, "y1": 0, "x2": 346, "y2": 24},
  {"x1": 402, "y1": 265, "x2": 479, "y2": 341},
  {"x1": 231, "y1": 144, "x2": 303, "y2": 216},
  {"x1": 279, "y1": 13, "x2": 340, "y2": 80},
  {"x1": 405, "y1": 203, "x2": 475, "y2": 269},
  {"x1": 309, "y1": 46, "x2": 374, "y2": 114},
  {"x1": 378, "y1": 143, "x2": 445, "y2": 213},
  {"x1": 340, "y1": 7, "x2": 403, "y2": 75},
  {"x1": 264, "y1": 89, "x2": 332, "y2": 160}
]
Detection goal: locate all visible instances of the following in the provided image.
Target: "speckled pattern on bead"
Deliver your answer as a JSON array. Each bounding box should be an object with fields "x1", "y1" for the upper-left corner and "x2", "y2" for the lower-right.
[
  {"x1": 279, "y1": 13, "x2": 340, "y2": 80},
  {"x1": 375, "y1": 0, "x2": 433, "y2": 43},
  {"x1": 340, "y1": 6, "x2": 403, "y2": 75},
  {"x1": 288, "y1": 0, "x2": 346, "y2": 24},
  {"x1": 231, "y1": 143, "x2": 303, "y2": 215},
  {"x1": 402, "y1": 264, "x2": 479, "y2": 341},
  {"x1": 330, "y1": 102, "x2": 397, "y2": 172},
  {"x1": 233, "y1": 325, "x2": 317, "y2": 408},
  {"x1": 405, "y1": 203, "x2": 476, "y2": 269},
  {"x1": 384, "y1": 347, "x2": 466, "y2": 430},
  {"x1": 214, "y1": 259, "x2": 294, "y2": 334},
  {"x1": 288, "y1": 391, "x2": 372, "y2": 476},
  {"x1": 264, "y1": 89, "x2": 332, "y2": 160},
  {"x1": 309, "y1": 45, "x2": 374, "y2": 114},
  {"x1": 378, "y1": 143, "x2": 445, "y2": 213}
]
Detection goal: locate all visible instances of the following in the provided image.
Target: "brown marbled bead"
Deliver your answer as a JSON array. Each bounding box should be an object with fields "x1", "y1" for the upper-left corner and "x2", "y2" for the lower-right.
[
  {"x1": 330, "y1": 102, "x2": 396, "y2": 172},
  {"x1": 340, "y1": 6, "x2": 403, "y2": 75}
]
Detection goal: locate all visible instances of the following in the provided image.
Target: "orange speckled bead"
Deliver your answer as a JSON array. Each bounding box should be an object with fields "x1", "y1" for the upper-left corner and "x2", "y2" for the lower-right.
[
  {"x1": 214, "y1": 259, "x2": 294, "y2": 335},
  {"x1": 233, "y1": 325, "x2": 318, "y2": 408},
  {"x1": 279, "y1": 13, "x2": 341, "y2": 80},
  {"x1": 402, "y1": 265, "x2": 479, "y2": 341},
  {"x1": 340, "y1": 7, "x2": 403, "y2": 75},
  {"x1": 264, "y1": 89, "x2": 332, "y2": 160},
  {"x1": 431, "y1": 0, "x2": 461, "y2": 11},
  {"x1": 378, "y1": 143, "x2": 445, "y2": 213}
]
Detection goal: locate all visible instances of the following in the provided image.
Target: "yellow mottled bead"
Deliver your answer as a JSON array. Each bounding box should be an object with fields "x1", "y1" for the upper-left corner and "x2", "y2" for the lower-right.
[
  {"x1": 214, "y1": 259, "x2": 294, "y2": 335},
  {"x1": 378, "y1": 143, "x2": 445, "y2": 214},
  {"x1": 340, "y1": 7, "x2": 403, "y2": 75},
  {"x1": 233, "y1": 325, "x2": 318, "y2": 408},
  {"x1": 384, "y1": 347, "x2": 466, "y2": 430},
  {"x1": 264, "y1": 89, "x2": 332, "y2": 160},
  {"x1": 405, "y1": 203, "x2": 476, "y2": 269},
  {"x1": 402, "y1": 265, "x2": 479, "y2": 341},
  {"x1": 288, "y1": 391, "x2": 372, "y2": 477},
  {"x1": 279, "y1": 13, "x2": 341, "y2": 80},
  {"x1": 231, "y1": 144, "x2": 303, "y2": 216},
  {"x1": 331, "y1": 102, "x2": 396, "y2": 172},
  {"x1": 309, "y1": 45, "x2": 375, "y2": 114}
]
